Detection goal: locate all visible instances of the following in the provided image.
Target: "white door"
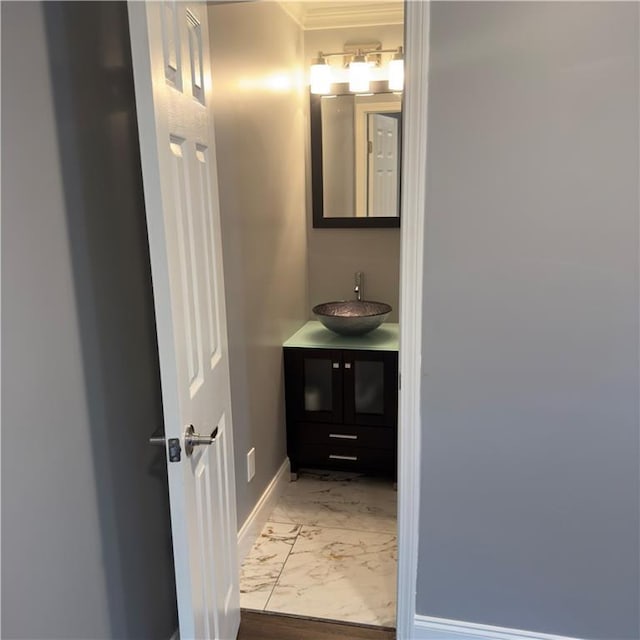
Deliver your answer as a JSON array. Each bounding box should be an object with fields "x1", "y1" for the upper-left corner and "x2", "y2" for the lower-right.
[
  {"x1": 128, "y1": 2, "x2": 240, "y2": 639},
  {"x1": 368, "y1": 113, "x2": 399, "y2": 217}
]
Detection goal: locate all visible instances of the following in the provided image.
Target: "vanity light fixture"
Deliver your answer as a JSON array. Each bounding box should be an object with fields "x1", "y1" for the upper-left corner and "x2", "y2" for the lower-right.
[
  {"x1": 388, "y1": 46, "x2": 404, "y2": 91},
  {"x1": 310, "y1": 55, "x2": 332, "y2": 95},
  {"x1": 348, "y1": 51, "x2": 370, "y2": 93},
  {"x1": 309, "y1": 45, "x2": 404, "y2": 95}
]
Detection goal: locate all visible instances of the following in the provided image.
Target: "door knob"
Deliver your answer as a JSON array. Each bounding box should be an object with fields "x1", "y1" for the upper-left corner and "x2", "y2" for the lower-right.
[{"x1": 184, "y1": 424, "x2": 219, "y2": 456}]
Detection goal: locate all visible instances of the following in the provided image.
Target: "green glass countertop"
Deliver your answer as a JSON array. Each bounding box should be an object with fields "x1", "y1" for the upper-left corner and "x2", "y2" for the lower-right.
[{"x1": 283, "y1": 321, "x2": 399, "y2": 351}]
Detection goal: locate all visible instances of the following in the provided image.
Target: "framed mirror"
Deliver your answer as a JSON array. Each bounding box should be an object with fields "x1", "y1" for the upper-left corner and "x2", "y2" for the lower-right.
[{"x1": 311, "y1": 82, "x2": 402, "y2": 228}]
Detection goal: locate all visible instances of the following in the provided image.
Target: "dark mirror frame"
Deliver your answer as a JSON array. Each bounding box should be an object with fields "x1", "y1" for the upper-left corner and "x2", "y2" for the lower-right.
[{"x1": 311, "y1": 81, "x2": 402, "y2": 229}]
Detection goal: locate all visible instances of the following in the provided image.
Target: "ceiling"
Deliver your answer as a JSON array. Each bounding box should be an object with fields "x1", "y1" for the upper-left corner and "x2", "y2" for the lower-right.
[{"x1": 278, "y1": 1, "x2": 404, "y2": 30}]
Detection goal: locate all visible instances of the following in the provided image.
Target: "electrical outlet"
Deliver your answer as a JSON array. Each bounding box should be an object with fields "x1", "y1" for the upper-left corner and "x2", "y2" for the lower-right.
[{"x1": 247, "y1": 448, "x2": 255, "y2": 482}]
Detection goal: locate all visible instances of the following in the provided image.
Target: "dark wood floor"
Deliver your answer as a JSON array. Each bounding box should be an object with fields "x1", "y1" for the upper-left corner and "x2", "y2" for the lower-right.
[{"x1": 237, "y1": 610, "x2": 396, "y2": 640}]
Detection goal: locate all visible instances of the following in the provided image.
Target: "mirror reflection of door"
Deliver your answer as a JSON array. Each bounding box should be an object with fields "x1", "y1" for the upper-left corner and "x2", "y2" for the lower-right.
[
  {"x1": 367, "y1": 112, "x2": 400, "y2": 217},
  {"x1": 353, "y1": 95, "x2": 401, "y2": 218}
]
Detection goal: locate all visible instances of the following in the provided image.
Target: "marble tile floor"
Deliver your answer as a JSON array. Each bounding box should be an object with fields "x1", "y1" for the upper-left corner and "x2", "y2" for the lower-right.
[{"x1": 239, "y1": 471, "x2": 397, "y2": 627}]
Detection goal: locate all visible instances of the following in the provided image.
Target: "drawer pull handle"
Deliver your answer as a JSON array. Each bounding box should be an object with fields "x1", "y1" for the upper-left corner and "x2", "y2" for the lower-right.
[
  {"x1": 329, "y1": 433, "x2": 358, "y2": 440},
  {"x1": 344, "y1": 363, "x2": 352, "y2": 369},
  {"x1": 329, "y1": 454, "x2": 358, "y2": 461},
  {"x1": 332, "y1": 362, "x2": 340, "y2": 369}
]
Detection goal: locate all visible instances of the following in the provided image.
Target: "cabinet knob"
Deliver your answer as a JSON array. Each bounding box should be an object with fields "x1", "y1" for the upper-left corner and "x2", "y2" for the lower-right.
[
  {"x1": 344, "y1": 362, "x2": 352, "y2": 369},
  {"x1": 332, "y1": 362, "x2": 340, "y2": 369}
]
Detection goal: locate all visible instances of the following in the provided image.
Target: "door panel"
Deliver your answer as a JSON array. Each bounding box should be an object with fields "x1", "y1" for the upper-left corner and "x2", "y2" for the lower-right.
[
  {"x1": 186, "y1": 10, "x2": 205, "y2": 105},
  {"x1": 368, "y1": 113, "x2": 399, "y2": 217},
  {"x1": 128, "y1": 2, "x2": 239, "y2": 638},
  {"x1": 343, "y1": 351, "x2": 398, "y2": 426},
  {"x1": 195, "y1": 144, "x2": 221, "y2": 366},
  {"x1": 304, "y1": 358, "x2": 334, "y2": 412},
  {"x1": 169, "y1": 136, "x2": 204, "y2": 393},
  {"x1": 285, "y1": 348, "x2": 343, "y2": 424},
  {"x1": 354, "y1": 359, "x2": 385, "y2": 415}
]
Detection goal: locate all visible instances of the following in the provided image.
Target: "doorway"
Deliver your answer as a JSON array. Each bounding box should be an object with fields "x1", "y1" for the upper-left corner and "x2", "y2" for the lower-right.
[
  {"x1": 202, "y1": 0, "x2": 426, "y2": 635},
  {"x1": 129, "y1": 0, "x2": 428, "y2": 636}
]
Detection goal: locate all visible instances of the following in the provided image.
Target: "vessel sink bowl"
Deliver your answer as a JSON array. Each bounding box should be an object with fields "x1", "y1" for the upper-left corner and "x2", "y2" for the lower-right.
[{"x1": 312, "y1": 300, "x2": 392, "y2": 336}]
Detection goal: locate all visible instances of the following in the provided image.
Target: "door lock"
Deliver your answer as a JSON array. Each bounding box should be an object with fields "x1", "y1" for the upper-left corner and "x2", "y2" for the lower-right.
[
  {"x1": 148, "y1": 430, "x2": 182, "y2": 462},
  {"x1": 168, "y1": 438, "x2": 181, "y2": 462}
]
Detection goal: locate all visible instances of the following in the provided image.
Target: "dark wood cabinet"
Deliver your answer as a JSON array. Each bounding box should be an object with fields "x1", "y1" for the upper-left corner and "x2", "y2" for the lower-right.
[{"x1": 284, "y1": 347, "x2": 398, "y2": 477}]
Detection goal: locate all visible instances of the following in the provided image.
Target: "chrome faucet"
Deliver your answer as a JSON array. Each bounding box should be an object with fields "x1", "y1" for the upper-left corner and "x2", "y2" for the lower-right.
[{"x1": 354, "y1": 272, "x2": 363, "y2": 301}]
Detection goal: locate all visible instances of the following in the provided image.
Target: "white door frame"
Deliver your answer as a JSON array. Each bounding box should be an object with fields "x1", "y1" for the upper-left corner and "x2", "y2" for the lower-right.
[{"x1": 396, "y1": 1, "x2": 430, "y2": 638}]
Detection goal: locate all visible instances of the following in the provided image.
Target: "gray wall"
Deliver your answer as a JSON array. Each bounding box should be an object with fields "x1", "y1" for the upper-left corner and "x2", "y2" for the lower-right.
[
  {"x1": 208, "y1": 2, "x2": 309, "y2": 527},
  {"x1": 305, "y1": 23, "x2": 402, "y2": 320},
  {"x1": 307, "y1": 228, "x2": 400, "y2": 319},
  {"x1": 2, "y1": 3, "x2": 177, "y2": 638},
  {"x1": 418, "y1": 3, "x2": 639, "y2": 639}
]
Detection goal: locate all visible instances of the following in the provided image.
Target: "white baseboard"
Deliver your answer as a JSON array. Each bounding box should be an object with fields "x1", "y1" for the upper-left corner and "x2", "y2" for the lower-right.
[
  {"x1": 237, "y1": 457, "x2": 290, "y2": 564},
  {"x1": 412, "y1": 616, "x2": 581, "y2": 640}
]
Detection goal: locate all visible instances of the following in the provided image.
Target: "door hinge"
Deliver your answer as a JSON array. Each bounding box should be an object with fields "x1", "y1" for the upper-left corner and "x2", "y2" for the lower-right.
[
  {"x1": 368, "y1": 140, "x2": 373, "y2": 154},
  {"x1": 398, "y1": 372, "x2": 401, "y2": 391}
]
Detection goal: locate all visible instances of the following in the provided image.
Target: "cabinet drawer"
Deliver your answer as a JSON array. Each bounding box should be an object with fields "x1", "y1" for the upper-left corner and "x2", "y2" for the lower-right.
[
  {"x1": 295, "y1": 422, "x2": 395, "y2": 450},
  {"x1": 295, "y1": 442, "x2": 395, "y2": 473}
]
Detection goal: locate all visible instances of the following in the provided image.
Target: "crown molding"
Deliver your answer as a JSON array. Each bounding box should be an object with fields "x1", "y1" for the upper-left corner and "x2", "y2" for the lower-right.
[{"x1": 278, "y1": 1, "x2": 403, "y2": 30}]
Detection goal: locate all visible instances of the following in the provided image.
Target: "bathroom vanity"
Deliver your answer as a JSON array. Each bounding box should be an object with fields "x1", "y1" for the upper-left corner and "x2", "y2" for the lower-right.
[{"x1": 283, "y1": 321, "x2": 398, "y2": 477}]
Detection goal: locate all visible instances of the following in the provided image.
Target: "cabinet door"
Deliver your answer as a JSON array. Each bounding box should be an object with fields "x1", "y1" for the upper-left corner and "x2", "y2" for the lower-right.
[
  {"x1": 284, "y1": 348, "x2": 343, "y2": 423},
  {"x1": 343, "y1": 350, "x2": 398, "y2": 426}
]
